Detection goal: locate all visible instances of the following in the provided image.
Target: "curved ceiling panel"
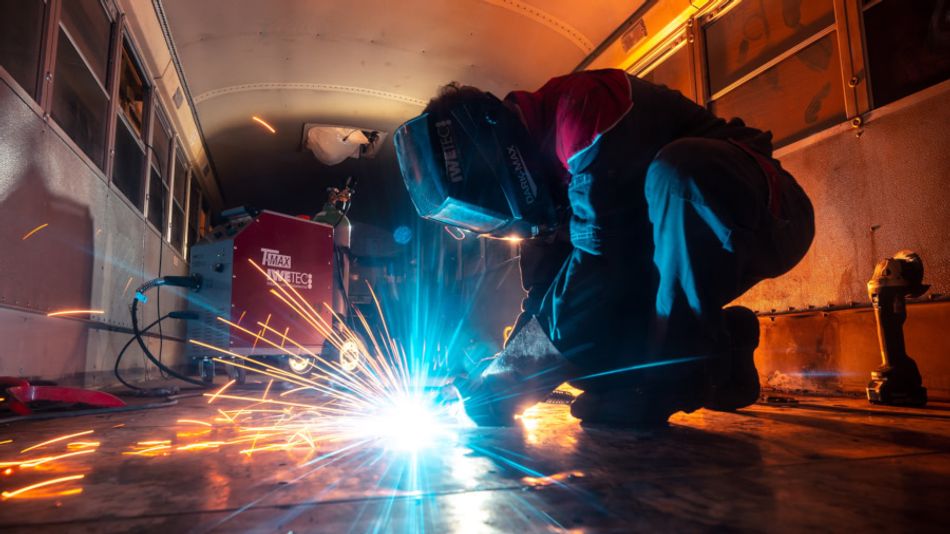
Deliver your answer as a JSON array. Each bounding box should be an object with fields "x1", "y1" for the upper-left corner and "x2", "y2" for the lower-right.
[{"x1": 157, "y1": 0, "x2": 643, "y2": 219}]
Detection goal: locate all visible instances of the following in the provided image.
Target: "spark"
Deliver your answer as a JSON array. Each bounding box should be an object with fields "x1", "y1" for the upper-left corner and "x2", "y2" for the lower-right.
[
  {"x1": 20, "y1": 223, "x2": 49, "y2": 240},
  {"x1": 0, "y1": 439, "x2": 11, "y2": 446},
  {"x1": 1, "y1": 474, "x2": 85, "y2": 499},
  {"x1": 207, "y1": 379, "x2": 236, "y2": 404},
  {"x1": 19, "y1": 449, "x2": 96, "y2": 467},
  {"x1": 46, "y1": 309, "x2": 105, "y2": 318},
  {"x1": 21, "y1": 430, "x2": 94, "y2": 453},
  {"x1": 122, "y1": 276, "x2": 135, "y2": 297},
  {"x1": 251, "y1": 116, "x2": 277, "y2": 134},
  {"x1": 66, "y1": 441, "x2": 101, "y2": 449},
  {"x1": 177, "y1": 419, "x2": 213, "y2": 427},
  {"x1": 123, "y1": 444, "x2": 172, "y2": 456}
]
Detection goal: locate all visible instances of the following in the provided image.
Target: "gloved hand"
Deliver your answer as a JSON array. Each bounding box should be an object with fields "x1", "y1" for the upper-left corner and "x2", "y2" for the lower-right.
[{"x1": 450, "y1": 317, "x2": 576, "y2": 426}]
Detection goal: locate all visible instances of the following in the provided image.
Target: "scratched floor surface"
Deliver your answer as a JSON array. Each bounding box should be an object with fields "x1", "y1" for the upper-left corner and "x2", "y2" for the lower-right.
[{"x1": 1, "y1": 391, "x2": 949, "y2": 533}]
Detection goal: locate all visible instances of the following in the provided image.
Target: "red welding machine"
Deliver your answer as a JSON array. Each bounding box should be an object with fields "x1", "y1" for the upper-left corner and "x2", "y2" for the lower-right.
[{"x1": 187, "y1": 210, "x2": 338, "y2": 382}]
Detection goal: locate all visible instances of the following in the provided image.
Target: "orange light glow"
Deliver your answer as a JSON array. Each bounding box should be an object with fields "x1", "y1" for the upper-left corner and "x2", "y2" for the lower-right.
[
  {"x1": 1, "y1": 474, "x2": 85, "y2": 500},
  {"x1": 46, "y1": 309, "x2": 105, "y2": 318},
  {"x1": 251, "y1": 116, "x2": 277, "y2": 134},
  {"x1": 20, "y1": 223, "x2": 49, "y2": 241},
  {"x1": 3, "y1": 468, "x2": 12, "y2": 475},
  {"x1": 0, "y1": 439, "x2": 11, "y2": 446},
  {"x1": 522, "y1": 470, "x2": 585, "y2": 487},
  {"x1": 21, "y1": 430, "x2": 94, "y2": 453}
]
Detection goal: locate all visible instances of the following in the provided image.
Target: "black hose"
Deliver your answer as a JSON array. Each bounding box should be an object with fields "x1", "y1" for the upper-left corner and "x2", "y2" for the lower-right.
[
  {"x1": 131, "y1": 291, "x2": 210, "y2": 388},
  {"x1": 114, "y1": 314, "x2": 170, "y2": 391}
]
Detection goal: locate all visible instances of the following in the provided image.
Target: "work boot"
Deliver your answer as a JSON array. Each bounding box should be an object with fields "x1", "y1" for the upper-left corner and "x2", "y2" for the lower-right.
[
  {"x1": 705, "y1": 306, "x2": 761, "y2": 411},
  {"x1": 569, "y1": 380, "x2": 704, "y2": 427}
]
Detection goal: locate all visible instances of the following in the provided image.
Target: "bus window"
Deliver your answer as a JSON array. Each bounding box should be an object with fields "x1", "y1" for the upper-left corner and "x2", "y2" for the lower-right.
[
  {"x1": 169, "y1": 152, "x2": 188, "y2": 251},
  {"x1": 0, "y1": 0, "x2": 45, "y2": 97},
  {"x1": 705, "y1": 0, "x2": 835, "y2": 95},
  {"x1": 147, "y1": 112, "x2": 172, "y2": 232},
  {"x1": 50, "y1": 0, "x2": 113, "y2": 169},
  {"x1": 640, "y1": 43, "x2": 694, "y2": 101},
  {"x1": 112, "y1": 40, "x2": 149, "y2": 210},
  {"x1": 864, "y1": 0, "x2": 950, "y2": 107},
  {"x1": 710, "y1": 32, "x2": 846, "y2": 146}
]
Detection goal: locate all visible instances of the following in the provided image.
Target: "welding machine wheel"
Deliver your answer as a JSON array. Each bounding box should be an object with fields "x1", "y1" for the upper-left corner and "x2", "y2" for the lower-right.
[
  {"x1": 286, "y1": 355, "x2": 315, "y2": 376},
  {"x1": 225, "y1": 360, "x2": 247, "y2": 385}
]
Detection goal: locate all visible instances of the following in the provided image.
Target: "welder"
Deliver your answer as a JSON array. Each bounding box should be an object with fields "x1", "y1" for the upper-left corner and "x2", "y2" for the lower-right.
[{"x1": 394, "y1": 69, "x2": 815, "y2": 426}]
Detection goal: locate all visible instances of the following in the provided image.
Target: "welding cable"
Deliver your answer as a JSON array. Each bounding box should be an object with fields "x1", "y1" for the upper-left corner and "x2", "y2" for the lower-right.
[
  {"x1": 130, "y1": 276, "x2": 210, "y2": 388},
  {"x1": 131, "y1": 297, "x2": 208, "y2": 387},
  {"x1": 115, "y1": 314, "x2": 170, "y2": 391}
]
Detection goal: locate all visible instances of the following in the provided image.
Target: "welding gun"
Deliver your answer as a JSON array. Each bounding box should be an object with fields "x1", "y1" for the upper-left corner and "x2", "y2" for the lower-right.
[
  {"x1": 866, "y1": 251, "x2": 928, "y2": 406},
  {"x1": 440, "y1": 317, "x2": 576, "y2": 426}
]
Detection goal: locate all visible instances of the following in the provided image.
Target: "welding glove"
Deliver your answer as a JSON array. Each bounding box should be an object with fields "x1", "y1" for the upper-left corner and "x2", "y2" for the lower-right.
[{"x1": 452, "y1": 317, "x2": 576, "y2": 426}]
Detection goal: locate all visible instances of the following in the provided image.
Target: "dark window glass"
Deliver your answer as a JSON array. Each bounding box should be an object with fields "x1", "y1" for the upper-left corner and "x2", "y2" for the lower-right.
[
  {"x1": 705, "y1": 0, "x2": 835, "y2": 94},
  {"x1": 864, "y1": 0, "x2": 950, "y2": 107},
  {"x1": 0, "y1": 0, "x2": 45, "y2": 96},
  {"x1": 173, "y1": 156, "x2": 187, "y2": 205},
  {"x1": 118, "y1": 42, "x2": 147, "y2": 137},
  {"x1": 60, "y1": 0, "x2": 111, "y2": 85},
  {"x1": 187, "y1": 182, "x2": 201, "y2": 248},
  {"x1": 147, "y1": 167, "x2": 166, "y2": 230},
  {"x1": 170, "y1": 203, "x2": 184, "y2": 251},
  {"x1": 51, "y1": 30, "x2": 108, "y2": 168},
  {"x1": 152, "y1": 116, "x2": 172, "y2": 177},
  {"x1": 113, "y1": 118, "x2": 145, "y2": 209},
  {"x1": 199, "y1": 199, "x2": 211, "y2": 238},
  {"x1": 641, "y1": 44, "x2": 693, "y2": 100},
  {"x1": 710, "y1": 32, "x2": 845, "y2": 147}
]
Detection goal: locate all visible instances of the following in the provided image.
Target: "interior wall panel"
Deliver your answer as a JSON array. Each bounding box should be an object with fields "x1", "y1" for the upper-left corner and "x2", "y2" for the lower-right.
[
  {"x1": 0, "y1": 78, "x2": 189, "y2": 386},
  {"x1": 736, "y1": 83, "x2": 950, "y2": 310}
]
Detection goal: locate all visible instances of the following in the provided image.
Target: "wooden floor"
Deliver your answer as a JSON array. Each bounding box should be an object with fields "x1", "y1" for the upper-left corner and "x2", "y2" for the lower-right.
[{"x1": 1, "y1": 390, "x2": 949, "y2": 533}]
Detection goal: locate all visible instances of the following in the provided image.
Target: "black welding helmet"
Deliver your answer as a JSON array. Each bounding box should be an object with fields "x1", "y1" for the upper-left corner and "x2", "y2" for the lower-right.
[{"x1": 393, "y1": 93, "x2": 557, "y2": 238}]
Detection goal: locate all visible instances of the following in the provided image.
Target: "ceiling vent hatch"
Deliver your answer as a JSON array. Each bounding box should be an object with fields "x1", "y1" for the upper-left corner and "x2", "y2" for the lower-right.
[{"x1": 303, "y1": 124, "x2": 387, "y2": 165}]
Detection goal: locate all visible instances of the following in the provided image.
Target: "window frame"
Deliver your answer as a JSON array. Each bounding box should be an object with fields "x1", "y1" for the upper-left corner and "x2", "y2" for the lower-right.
[
  {"x1": 631, "y1": 31, "x2": 697, "y2": 102},
  {"x1": 687, "y1": 0, "x2": 871, "y2": 147}
]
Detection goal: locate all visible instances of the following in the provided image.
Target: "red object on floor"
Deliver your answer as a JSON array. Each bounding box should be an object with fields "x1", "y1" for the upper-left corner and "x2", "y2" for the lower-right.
[{"x1": 0, "y1": 377, "x2": 126, "y2": 416}]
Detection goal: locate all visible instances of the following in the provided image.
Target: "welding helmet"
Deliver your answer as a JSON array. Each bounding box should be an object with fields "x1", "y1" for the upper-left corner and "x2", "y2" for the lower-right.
[{"x1": 393, "y1": 93, "x2": 557, "y2": 239}]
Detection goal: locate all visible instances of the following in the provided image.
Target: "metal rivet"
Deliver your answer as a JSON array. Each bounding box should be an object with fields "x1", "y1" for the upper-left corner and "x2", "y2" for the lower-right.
[{"x1": 848, "y1": 76, "x2": 859, "y2": 87}]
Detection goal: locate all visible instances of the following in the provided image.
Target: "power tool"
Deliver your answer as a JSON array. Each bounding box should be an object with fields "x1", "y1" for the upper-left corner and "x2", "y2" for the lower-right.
[{"x1": 866, "y1": 250, "x2": 928, "y2": 406}]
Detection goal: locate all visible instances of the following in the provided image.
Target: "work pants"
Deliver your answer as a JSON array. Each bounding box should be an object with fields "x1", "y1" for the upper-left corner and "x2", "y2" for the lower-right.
[{"x1": 533, "y1": 137, "x2": 814, "y2": 391}]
